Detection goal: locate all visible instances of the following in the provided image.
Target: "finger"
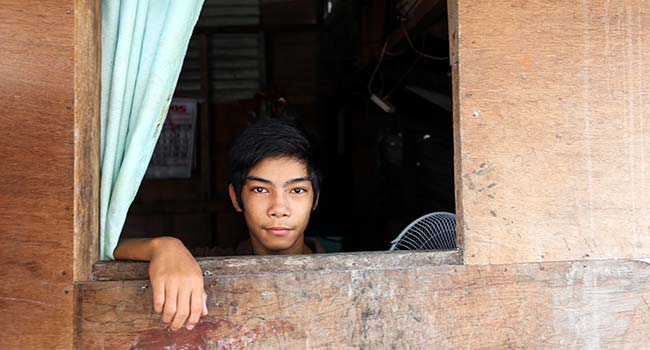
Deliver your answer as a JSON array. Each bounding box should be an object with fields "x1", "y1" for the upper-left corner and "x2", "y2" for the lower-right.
[
  {"x1": 162, "y1": 283, "x2": 178, "y2": 324},
  {"x1": 202, "y1": 291, "x2": 208, "y2": 316},
  {"x1": 152, "y1": 279, "x2": 166, "y2": 314},
  {"x1": 185, "y1": 289, "x2": 204, "y2": 330},
  {"x1": 171, "y1": 288, "x2": 191, "y2": 331}
]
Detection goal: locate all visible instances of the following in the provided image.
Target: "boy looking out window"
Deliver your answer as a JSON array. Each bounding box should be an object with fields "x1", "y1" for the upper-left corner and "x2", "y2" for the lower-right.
[{"x1": 113, "y1": 118, "x2": 322, "y2": 330}]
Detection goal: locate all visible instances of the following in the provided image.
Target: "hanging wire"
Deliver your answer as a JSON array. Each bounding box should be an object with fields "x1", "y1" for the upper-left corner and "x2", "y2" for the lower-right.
[
  {"x1": 368, "y1": 15, "x2": 448, "y2": 97},
  {"x1": 400, "y1": 21, "x2": 448, "y2": 61},
  {"x1": 385, "y1": 55, "x2": 421, "y2": 99},
  {"x1": 367, "y1": 40, "x2": 390, "y2": 95}
]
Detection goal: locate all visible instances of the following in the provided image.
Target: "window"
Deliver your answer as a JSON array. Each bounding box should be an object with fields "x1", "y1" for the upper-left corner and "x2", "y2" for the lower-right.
[
  {"x1": 118, "y1": 0, "x2": 458, "y2": 258},
  {"x1": 85, "y1": 0, "x2": 460, "y2": 279}
]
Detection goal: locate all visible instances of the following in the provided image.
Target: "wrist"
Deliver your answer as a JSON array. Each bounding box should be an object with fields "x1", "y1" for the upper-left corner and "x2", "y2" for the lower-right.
[{"x1": 149, "y1": 236, "x2": 183, "y2": 260}]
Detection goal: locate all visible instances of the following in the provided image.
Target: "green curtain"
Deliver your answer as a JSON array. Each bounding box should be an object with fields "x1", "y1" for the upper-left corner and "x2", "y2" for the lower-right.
[{"x1": 100, "y1": 0, "x2": 204, "y2": 260}]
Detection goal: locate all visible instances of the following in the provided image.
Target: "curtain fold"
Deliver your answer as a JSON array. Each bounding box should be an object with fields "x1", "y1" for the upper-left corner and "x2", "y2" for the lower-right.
[{"x1": 100, "y1": 0, "x2": 204, "y2": 260}]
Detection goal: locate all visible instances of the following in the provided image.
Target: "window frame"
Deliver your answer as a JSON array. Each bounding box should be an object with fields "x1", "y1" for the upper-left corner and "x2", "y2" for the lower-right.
[{"x1": 75, "y1": 0, "x2": 463, "y2": 282}]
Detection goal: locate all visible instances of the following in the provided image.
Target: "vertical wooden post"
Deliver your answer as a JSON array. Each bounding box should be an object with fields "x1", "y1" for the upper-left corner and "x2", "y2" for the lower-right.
[
  {"x1": 73, "y1": 0, "x2": 101, "y2": 282},
  {"x1": 447, "y1": 0, "x2": 463, "y2": 252}
]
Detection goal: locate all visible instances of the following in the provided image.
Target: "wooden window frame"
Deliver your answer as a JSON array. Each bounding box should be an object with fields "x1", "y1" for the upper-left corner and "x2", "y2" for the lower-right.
[{"x1": 74, "y1": 0, "x2": 463, "y2": 283}]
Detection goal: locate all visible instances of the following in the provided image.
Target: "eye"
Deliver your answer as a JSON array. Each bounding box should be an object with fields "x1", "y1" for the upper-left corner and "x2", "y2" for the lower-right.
[
  {"x1": 291, "y1": 187, "x2": 307, "y2": 194},
  {"x1": 251, "y1": 187, "x2": 268, "y2": 193}
]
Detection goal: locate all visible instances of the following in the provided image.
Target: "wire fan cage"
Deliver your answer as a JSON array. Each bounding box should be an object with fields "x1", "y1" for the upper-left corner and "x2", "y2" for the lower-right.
[{"x1": 389, "y1": 212, "x2": 457, "y2": 251}]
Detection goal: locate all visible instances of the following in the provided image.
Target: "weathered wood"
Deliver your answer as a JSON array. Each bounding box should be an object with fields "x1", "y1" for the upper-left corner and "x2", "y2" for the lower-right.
[
  {"x1": 456, "y1": 0, "x2": 650, "y2": 264},
  {"x1": 92, "y1": 250, "x2": 462, "y2": 281},
  {"x1": 77, "y1": 258, "x2": 650, "y2": 349},
  {"x1": 73, "y1": 0, "x2": 101, "y2": 282},
  {"x1": 448, "y1": 0, "x2": 462, "y2": 251},
  {"x1": 446, "y1": 0, "x2": 458, "y2": 66},
  {"x1": 0, "y1": 1, "x2": 75, "y2": 349}
]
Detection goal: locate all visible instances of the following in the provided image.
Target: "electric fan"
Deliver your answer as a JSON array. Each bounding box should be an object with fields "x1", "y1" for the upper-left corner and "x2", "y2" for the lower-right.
[{"x1": 389, "y1": 212, "x2": 456, "y2": 251}]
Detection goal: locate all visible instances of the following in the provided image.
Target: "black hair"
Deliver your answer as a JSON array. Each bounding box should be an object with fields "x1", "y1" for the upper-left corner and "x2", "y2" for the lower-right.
[{"x1": 229, "y1": 118, "x2": 322, "y2": 209}]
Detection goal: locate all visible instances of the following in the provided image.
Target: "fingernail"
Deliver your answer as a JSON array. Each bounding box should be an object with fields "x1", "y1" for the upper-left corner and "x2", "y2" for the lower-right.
[{"x1": 187, "y1": 325, "x2": 194, "y2": 330}]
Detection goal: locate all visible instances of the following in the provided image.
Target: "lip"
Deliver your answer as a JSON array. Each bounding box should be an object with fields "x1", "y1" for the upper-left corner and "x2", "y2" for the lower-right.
[{"x1": 265, "y1": 227, "x2": 292, "y2": 236}]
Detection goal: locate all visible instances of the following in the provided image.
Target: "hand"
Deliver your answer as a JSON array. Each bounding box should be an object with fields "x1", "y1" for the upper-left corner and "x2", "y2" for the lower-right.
[{"x1": 148, "y1": 237, "x2": 208, "y2": 331}]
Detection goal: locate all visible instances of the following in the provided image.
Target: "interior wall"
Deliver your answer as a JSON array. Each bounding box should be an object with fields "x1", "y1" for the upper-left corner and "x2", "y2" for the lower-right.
[
  {"x1": 456, "y1": 0, "x2": 650, "y2": 264},
  {"x1": 0, "y1": 1, "x2": 76, "y2": 348}
]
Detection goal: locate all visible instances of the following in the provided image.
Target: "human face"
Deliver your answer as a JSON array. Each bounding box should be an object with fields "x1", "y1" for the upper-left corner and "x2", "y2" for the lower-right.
[{"x1": 228, "y1": 157, "x2": 318, "y2": 255}]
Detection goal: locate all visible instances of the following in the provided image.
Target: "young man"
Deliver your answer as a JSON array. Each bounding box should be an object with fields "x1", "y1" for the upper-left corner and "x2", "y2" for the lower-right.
[
  {"x1": 227, "y1": 118, "x2": 322, "y2": 255},
  {"x1": 113, "y1": 118, "x2": 322, "y2": 331}
]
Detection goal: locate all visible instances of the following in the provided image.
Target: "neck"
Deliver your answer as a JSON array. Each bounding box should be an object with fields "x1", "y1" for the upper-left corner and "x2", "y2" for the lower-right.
[{"x1": 250, "y1": 236, "x2": 311, "y2": 255}]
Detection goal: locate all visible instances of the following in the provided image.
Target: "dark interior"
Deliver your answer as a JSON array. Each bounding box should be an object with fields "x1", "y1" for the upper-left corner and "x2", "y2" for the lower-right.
[{"x1": 122, "y1": 0, "x2": 454, "y2": 255}]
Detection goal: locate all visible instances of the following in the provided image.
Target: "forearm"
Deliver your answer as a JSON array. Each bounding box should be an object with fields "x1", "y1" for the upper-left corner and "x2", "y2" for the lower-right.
[
  {"x1": 114, "y1": 236, "x2": 207, "y2": 331},
  {"x1": 113, "y1": 237, "x2": 182, "y2": 261}
]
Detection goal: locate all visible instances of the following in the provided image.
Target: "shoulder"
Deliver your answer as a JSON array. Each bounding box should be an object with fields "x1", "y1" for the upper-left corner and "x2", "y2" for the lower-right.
[{"x1": 305, "y1": 237, "x2": 326, "y2": 254}]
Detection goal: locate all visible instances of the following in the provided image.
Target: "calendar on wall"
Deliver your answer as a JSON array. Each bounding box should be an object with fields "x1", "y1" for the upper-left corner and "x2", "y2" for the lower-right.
[{"x1": 145, "y1": 98, "x2": 197, "y2": 179}]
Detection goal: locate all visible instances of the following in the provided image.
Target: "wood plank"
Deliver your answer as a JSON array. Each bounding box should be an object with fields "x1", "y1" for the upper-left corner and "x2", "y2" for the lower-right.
[
  {"x1": 448, "y1": 0, "x2": 462, "y2": 250},
  {"x1": 73, "y1": 0, "x2": 100, "y2": 282},
  {"x1": 0, "y1": 1, "x2": 75, "y2": 349},
  {"x1": 92, "y1": 250, "x2": 462, "y2": 281},
  {"x1": 77, "y1": 258, "x2": 650, "y2": 349},
  {"x1": 456, "y1": 0, "x2": 650, "y2": 264},
  {"x1": 446, "y1": 0, "x2": 458, "y2": 66}
]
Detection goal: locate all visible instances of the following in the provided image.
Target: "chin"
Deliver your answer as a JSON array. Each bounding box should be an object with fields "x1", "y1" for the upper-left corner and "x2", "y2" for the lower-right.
[
  {"x1": 257, "y1": 234, "x2": 300, "y2": 252},
  {"x1": 262, "y1": 241, "x2": 295, "y2": 252}
]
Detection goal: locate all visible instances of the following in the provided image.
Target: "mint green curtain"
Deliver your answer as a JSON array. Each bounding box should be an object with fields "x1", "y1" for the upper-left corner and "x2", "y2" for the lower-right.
[{"x1": 100, "y1": 0, "x2": 204, "y2": 260}]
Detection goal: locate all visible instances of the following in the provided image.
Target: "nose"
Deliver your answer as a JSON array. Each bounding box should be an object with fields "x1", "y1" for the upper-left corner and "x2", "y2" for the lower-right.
[{"x1": 268, "y1": 192, "x2": 290, "y2": 217}]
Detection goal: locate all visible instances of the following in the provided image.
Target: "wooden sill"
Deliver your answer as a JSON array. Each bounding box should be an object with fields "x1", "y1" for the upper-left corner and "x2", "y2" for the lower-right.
[{"x1": 91, "y1": 249, "x2": 462, "y2": 281}]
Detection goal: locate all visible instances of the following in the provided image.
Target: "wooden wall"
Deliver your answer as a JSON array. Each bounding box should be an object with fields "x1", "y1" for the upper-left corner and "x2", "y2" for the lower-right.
[
  {"x1": 455, "y1": 0, "x2": 650, "y2": 264},
  {"x1": 78, "y1": 258, "x2": 650, "y2": 349},
  {"x1": 75, "y1": 0, "x2": 650, "y2": 348},
  {"x1": 0, "y1": 1, "x2": 76, "y2": 349},
  {"x1": 6, "y1": 0, "x2": 650, "y2": 348}
]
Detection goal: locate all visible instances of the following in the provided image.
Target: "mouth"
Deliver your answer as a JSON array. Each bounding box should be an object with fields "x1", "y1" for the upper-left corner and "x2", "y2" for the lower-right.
[{"x1": 265, "y1": 227, "x2": 292, "y2": 236}]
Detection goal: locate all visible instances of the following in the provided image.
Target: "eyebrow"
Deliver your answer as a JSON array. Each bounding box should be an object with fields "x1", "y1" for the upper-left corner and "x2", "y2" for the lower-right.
[{"x1": 245, "y1": 176, "x2": 311, "y2": 188}]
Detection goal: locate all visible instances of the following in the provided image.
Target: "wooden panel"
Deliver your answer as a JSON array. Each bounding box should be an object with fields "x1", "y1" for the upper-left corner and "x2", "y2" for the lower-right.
[
  {"x1": 73, "y1": 0, "x2": 101, "y2": 282},
  {"x1": 77, "y1": 259, "x2": 650, "y2": 349},
  {"x1": 456, "y1": 0, "x2": 650, "y2": 264},
  {"x1": 92, "y1": 250, "x2": 462, "y2": 281},
  {"x1": 448, "y1": 0, "x2": 462, "y2": 250},
  {"x1": 0, "y1": 1, "x2": 75, "y2": 349}
]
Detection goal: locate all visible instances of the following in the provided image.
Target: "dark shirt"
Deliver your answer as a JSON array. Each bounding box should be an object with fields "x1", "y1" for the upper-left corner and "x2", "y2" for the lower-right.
[{"x1": 190, "y1": 237, "x2": 325, "y2": 257}]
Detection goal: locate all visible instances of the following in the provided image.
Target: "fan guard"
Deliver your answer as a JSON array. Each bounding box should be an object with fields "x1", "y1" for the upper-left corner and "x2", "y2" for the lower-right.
[{"x1": 389, "y1": 212, "x2": 457, "y2": 251}]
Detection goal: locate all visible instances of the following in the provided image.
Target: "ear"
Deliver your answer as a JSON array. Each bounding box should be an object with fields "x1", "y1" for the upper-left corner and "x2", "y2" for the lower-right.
[
  {"x1": 228, "y1": 184, "x2": 243, "y2": 212},
  {"x1": 312, "y1": 192, "x2": 320, "y2": 211}
]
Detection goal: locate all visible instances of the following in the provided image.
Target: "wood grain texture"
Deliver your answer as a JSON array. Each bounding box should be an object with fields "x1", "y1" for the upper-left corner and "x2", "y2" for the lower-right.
[
  {"x1": 73, "y1": 0, "x2": 101, "y2": 282},
  {"x1": 456, "y1": 0, "x2": 650, "y2": 264},
  {"x1": 92, "y1": 250, "x2": 462, "y2": 281},
  {"x1": 77, "y1": 259, "x2": 650, "y2": 349},
  {"x1": 0, "y1": 1, "x2": 75, "y2": 349},
  {"x1": 448, "y1": 0, "x2": 463, "y2": 250}
]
